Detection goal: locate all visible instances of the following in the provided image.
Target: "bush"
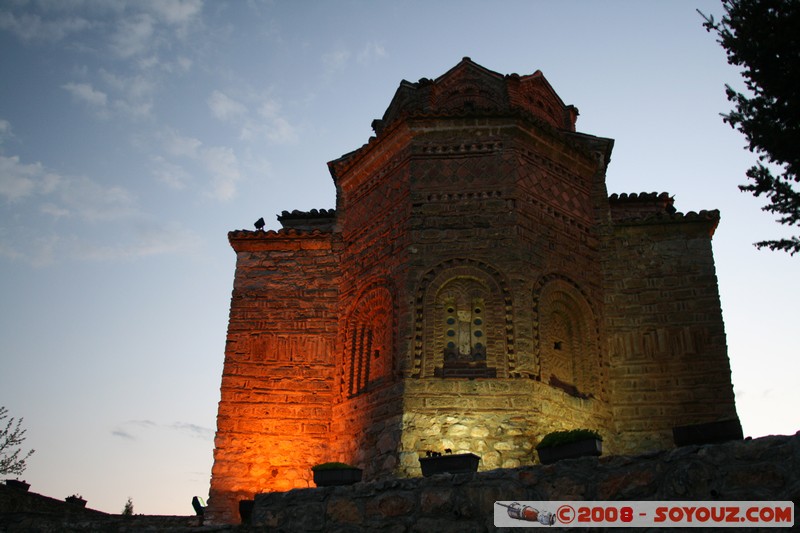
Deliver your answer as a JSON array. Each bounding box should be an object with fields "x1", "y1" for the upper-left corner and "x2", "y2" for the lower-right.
[
  {"x1": 122, "y1": 497, "x2": 134, "y2": 516},
  {"x1": 311, "y1": 462, "x2": 356, "y2": 471},
  {"x1": 536, "y1": 429, "x2": 602, "y2": 450}
]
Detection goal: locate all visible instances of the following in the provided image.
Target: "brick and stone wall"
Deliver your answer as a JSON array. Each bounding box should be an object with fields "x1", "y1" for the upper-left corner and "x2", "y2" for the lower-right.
[
  {"x1": 209, "y1": 229, "x2": 340, "y2": 524},
  {"x1": 604, "y1": 206, "x2": 737, "y2": 454},
  {"x1": 208, "y1": 58, "x2": 739, "y2": 524}
]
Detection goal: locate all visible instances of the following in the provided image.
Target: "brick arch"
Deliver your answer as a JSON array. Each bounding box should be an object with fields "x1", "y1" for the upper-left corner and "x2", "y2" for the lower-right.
[
  {"x1": 341, "y1": 282, "x2": 395, "y2": 398},
  {"x1": 533, "y1": 275, "x2": 601, "y2": 398},
  {"x1": 412, "y1": 260, "x2": 514, "y2": 378}
]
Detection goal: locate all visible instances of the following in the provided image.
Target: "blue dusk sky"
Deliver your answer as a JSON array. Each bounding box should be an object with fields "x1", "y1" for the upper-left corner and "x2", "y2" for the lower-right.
[{"x1": 1, "y1": 0, "x2": 797, "y2": 516}]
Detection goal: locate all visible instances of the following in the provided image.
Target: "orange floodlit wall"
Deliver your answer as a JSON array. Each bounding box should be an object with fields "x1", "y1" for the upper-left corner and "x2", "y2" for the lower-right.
[{"x1": 208, "y1": 230, "x2": 340, "y2": 523}]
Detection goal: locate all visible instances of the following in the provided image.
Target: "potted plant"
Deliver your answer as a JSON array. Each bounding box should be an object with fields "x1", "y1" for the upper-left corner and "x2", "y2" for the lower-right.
[
  {"x1": 418, "y1": 450, "x2": 480, "y2": 477},
  {"x1": 672, "y1": 418, "x2": 743, "y2": 447},
  {"x1": 536, "y1": 429, "x2": 602, "y2": 465},
  {"x1": 311, "y1": 462, "x2": 362, "y2": 487},
  {"x1": 4, "y1": 479, "x2": 30, "y2": 491},
  {"x1": 65, "y1": 494, "x2": 87, "y2": 507}
]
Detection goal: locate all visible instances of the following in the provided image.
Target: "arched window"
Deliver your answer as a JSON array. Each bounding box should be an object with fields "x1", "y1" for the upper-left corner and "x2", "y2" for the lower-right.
[
  {"x1": 535, "y1": 278, "x2": 600, "y2": 398},
  {"x1": 440, "y1": 278, "x2": 487, "y2": 363},
  {"x1": 413, "y1": 260, "x2": 513, "y2": 378},
  {"x1": 344, "y1": 286, "x2": 393, "y2": 397}
]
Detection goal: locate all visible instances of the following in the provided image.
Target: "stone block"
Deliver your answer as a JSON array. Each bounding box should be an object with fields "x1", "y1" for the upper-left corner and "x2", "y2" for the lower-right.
[
  {"x1": 365, "y1": 491, "x2": 416, "y2": 518},
  {"x1": 326, "y1": 497, "x2": 362, "y2": 525},
  {"x1": 447, "y1": 424, "x2": 470, "y2": 437},
  {"x1": 419, "y1": 487, "x2": 453, "y2": 515}
]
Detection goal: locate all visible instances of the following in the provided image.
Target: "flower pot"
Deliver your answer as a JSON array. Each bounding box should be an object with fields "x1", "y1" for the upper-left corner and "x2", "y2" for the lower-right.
[
  {"x1": 419, "y1": 453, "x2": 480, "y2": 477},
  {"x1": 312, "y1": 467, "x2": 362, "y2": 487},
  {"x1": 5, "y1": 479, "x2": 30, "y2": 492},
  {"x1": 537, "y1": 438, "x2": 602, "y2": 465},
  {"x1": 672, "y1": 418, "x2": 743, "y2": 447}
]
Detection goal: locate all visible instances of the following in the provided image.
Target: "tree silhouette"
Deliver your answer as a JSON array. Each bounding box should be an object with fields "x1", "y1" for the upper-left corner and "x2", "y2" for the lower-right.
[
  {"x1": 700, "y1": 0, "x2": 800, "y2": 254},
  {"x1": 122, "y1": 497, "x2": 134, "y2": 516},
  {"x1": 0, "y1": 406, "x2": 35, "y2": 476}
]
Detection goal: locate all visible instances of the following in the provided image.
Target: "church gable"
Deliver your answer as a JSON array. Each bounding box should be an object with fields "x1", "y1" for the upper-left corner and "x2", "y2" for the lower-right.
[{"x1": 375, "y1": 57, "x2": 576, "y2": 137}]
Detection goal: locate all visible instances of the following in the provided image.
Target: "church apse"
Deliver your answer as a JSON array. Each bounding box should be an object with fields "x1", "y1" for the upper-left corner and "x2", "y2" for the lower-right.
[{"x1": 207, "y1": 58, "x2": 738, "y2": 524}]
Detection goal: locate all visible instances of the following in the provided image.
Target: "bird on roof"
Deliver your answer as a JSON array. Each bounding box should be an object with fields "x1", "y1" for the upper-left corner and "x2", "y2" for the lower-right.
[{"x1": 254, "y1": 217, "x2": 265, "y2": 230}]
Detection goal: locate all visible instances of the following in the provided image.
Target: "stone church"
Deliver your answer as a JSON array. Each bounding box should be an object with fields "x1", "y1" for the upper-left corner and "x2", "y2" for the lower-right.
[{"x1": 207, "y1": 58, "x2": 738, "y2": 522}]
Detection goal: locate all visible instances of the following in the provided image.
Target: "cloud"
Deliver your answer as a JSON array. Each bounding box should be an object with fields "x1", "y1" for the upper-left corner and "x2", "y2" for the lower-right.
[
  {"x1": 111, "y1": 419, "x2": 213, "y2": 442},
  {"x1": 0, "y1": 153, "x2": 61, "y2": 202},
  {"x1": 40, "y1": 203, "x2": 70, "y2": 218},
  {"x1": 0, "y1": 10, "x2": 91, "y2": 43},
  {"x1": 108, "y1": 1, "x2": 203, "y2": 58},
  {"x1": 62, "y1": 82, "x2": 108, "y2": 109},
  {"x1": 164, "y1": 132, "x2": 203, "y2": 158},
  {"x1": 202, "y1": 146, "x2": 240, "y2": 201},
  {"x1": 0, "y1": 150, "x2": 204, "y2": 265},
  {"x1": 169, "y1": 422, "x2": 214, "y2": 440},
  {"x1": 73, "y1": 221, "x2": 203, "y2": 261},
  {"x1": 111, "y1": 429, "x2": 136, "y2": 441},
  {"x1": 1, "y1": 3, "x2": 202, "y2": 123},
  {"x1": 0, "y1": 231, "x2": 59, "y2": 268},
  {"x1": 323, "y1": 47, "x2": 350, "y2": 73},
  {"x1": 209, "y1": 91, "x2": 298, "y2": 145},
  {"x1": 257, "y1": 100, "x2": 298, "y2": 144},
  {"x1": 265, "y1": 117, "x2": 298, "y2": 144},
  {"x1": 99, "y1": 70, "x2": 156, "y2": 118},
  {"x1": 110, "y1": 420, "x2": 154, "y2": 441},
  {"x1": 0, "y1": 219, "x2": 198, "y2": 266},
  {"x1": 111, "y1": 12, "x2": 155, "y2": 58},
  {"x1": 0, "y1": 119, "x2": 12, "y2": 144},
  {"x1": 58, "y1": 176, "x2": 138, "y2": 221},
  {"x1": 151, "y1": 156, "x2": 190, "y2": 190},
  {"x1": 129, "y1": 420, "x2": 158, "y2": 428},
  {"x1": 0, "y1": 1, "x2": 202, "y2": 52},
  {"x1": 208, "y1": 90, "x2": 247, "y2": 122},
  {"x1": 144, "y1": 0, "x2": 203, "y2": 26},
  {"x1": 357, "y1": 42, "x2": 386, "y2": 64},
  {"x1": 0, "y1": 155, "x2": 40, "y2": 201},
  {"x1": 158, "y1": 130, "x2": 241, "y2": 200},
  {"x1": 2, "y1": 144, "x2": 137, "y2": 222}
]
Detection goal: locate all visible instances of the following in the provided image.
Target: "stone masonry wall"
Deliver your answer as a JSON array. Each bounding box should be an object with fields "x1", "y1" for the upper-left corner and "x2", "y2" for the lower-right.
[
  {"x1": 604, "y1": 214, "x2": 737, "y2": 454},
  {"x1": 398, "y1": 378, "x2": 615, "y2": 477},
  {"x1": 330, "y1": 382, "x2": 406, "y2": 481},
  {"x1": 251, "y1": 432, "x2": 799, "y2": 532},
  {"x1": 330, "y1": 130, "x2": 412, "y2": 483},
  {"x1": 209, "y1": 230, "x2": 340, "y2": 524}
]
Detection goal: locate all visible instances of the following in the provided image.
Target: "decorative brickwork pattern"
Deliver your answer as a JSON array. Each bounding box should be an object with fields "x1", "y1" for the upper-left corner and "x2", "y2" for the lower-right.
[
  {"x1": 207, "y1": 58, "x2": 738, "y2": 524},
  {"x1": 414, "y1": 260, "x2": 513, "y2": 379},
  {"x1": 534, "y1": 275, "x2": 602, "y2": 400},
  {"x1": 342, "y1": 284, "x2": 394, "y2": 398}
]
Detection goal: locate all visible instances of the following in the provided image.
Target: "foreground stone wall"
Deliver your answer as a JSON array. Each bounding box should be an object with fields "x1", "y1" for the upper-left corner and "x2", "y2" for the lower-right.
[
  {"x1": 251, "y1": 433, "x2": 799, "y2": 532},
  {"x1": 0, "y1": 485, "x2": 209, "y2": 532}
]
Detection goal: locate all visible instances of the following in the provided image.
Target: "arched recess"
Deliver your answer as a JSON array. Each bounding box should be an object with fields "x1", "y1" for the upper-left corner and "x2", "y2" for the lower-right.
[
  {"x1": 341, "y1": 283, "x2": 394, "y2": 398},
  {"x1": 533, "y1": 275, "x2": 601, "y2": 398},
  {"x1": 412, "y1": 260, "x2": 514, "y2": 378}
]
